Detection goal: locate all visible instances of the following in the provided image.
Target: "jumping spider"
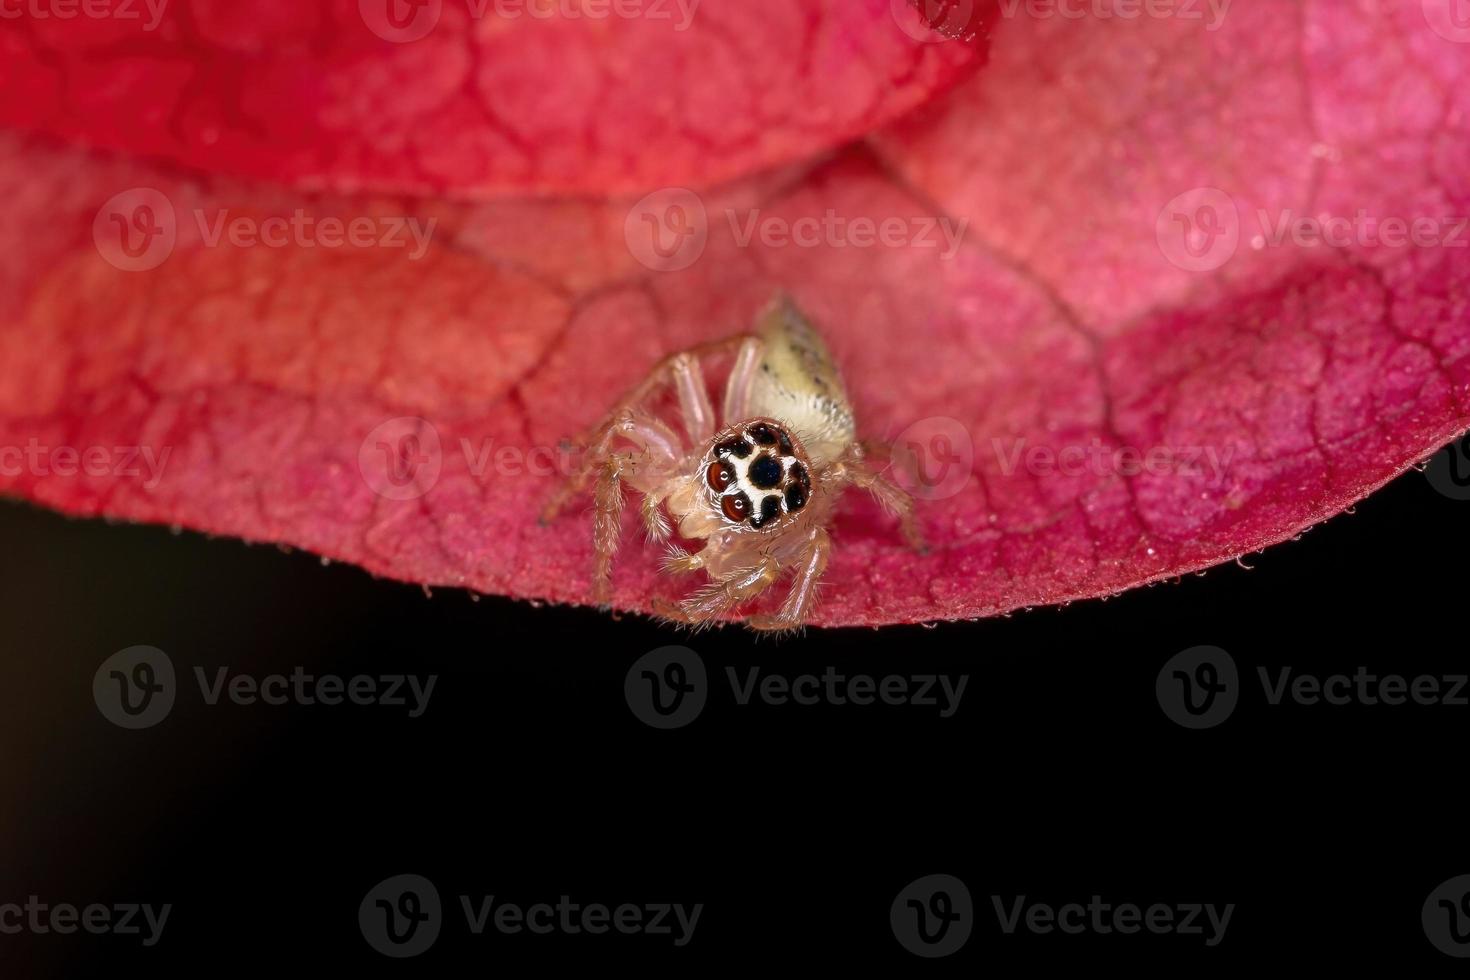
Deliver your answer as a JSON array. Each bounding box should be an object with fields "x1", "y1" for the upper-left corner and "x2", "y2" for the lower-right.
[{"x1": 541, "y1": 296, "x2": 924, "y2": 631}]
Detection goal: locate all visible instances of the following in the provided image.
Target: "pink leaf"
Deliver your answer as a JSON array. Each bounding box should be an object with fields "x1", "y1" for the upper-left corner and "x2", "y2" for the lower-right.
[{"x1": 1, "y1": 1, "x2": 1467, "y2": 626}]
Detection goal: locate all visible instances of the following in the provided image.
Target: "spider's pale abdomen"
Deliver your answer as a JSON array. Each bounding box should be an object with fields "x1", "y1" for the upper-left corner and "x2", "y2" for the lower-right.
[{"x1": 746, "y1": 297, "x2": 856, "y2": 467}]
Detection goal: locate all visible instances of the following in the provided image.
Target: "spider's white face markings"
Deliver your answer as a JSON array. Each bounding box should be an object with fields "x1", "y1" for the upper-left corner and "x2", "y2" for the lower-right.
[{"x1": 705, "y1": 420, "x2": 812, "y2": 530}]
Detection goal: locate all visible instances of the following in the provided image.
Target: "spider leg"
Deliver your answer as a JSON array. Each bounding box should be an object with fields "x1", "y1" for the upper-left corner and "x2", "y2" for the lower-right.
[
  {"x1": 672, "y1": 352, "x2": 716, "y2": 444},
  {"x1": 722, "y1": 336, "x2": 764, "y2": 423},
  {"x1": 589, "y1": 455, "x2": 628, "y2": 605},
  {"x1": 573, "y1": 416, "x2": 682, "y2": 603},
  {"x1": 539, "y1": 411, "x2": 679, "y2": 525},
  {"x1": 540, "y1": 335, "x2": 750, "y2": 525},
  {"x1": 746, "y1": 527, "x2": 831, "y2": 633},
  {"x1": 846, "y1": 445, "x2": 927, "y2": 553},
  {"x1": 653, "y1": 555, "x2": 780, "y2": 627}
]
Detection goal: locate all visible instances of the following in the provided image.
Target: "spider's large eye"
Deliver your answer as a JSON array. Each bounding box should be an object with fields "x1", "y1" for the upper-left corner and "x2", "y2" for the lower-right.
[
  {"x1": 706, "y1": 460, "x2": 734, "y2": 491},
  {"x1": 720, "y1": 491, "x2": 751, "y2": 522},
  {"x1": 748, "y1": 454, "x2": 783, "y2": 489}
]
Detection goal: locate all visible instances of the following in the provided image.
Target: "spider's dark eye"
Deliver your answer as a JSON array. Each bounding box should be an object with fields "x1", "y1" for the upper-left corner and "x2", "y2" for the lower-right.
[
  {"x1": 748, "y1": 454, "x2": 783, "y2": 489},
  {"x1": 705, "y1": 460, "x2": 734, "y2": 491},
  {"x1": 716, "y1": 437, "x2": 752, "y2": 459},
  {"x1": 776, "y1": 429, "x2": 794, "y2": 454},
  {"x1": 750, "y1": 495, "x2": 781, "y2": 528},
  {"x1": 790, "y1": 461, "x2": 810, "y2": 491},
  {"x1": 784, "y1": 482, "x2": 807, "y2": 512},
  {"x1": 748, "y1": 423, "x2": 777, "y2": 445},
  {"x1": 720, "y1": 491, "x2": 751, "y2": 522}
]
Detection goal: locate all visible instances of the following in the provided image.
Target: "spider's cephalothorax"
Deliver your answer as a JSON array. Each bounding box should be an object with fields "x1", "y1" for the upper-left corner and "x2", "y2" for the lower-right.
[{"x1": 541, "y1": 295, "x2": 924, "y2": 632}]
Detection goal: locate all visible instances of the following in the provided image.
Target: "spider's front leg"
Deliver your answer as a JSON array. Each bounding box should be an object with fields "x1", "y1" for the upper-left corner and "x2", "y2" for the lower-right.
[
  {"x1": 745, "y1": 527, "x2": 831, "y2": 633},
  {"x1": 540, "y1": 337, "x2": 751, "y2": 527},
  {"x1": 846, "y1": 442, "x2": 928, "y2": 554},
  {"x1": 575, "y1": 415, "x2": 682, "y2": 604}
]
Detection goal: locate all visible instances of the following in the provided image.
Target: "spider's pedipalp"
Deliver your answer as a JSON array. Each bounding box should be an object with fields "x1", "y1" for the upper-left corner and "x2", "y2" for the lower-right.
[{"x1": 654, "y1": 555, "x2": 781, "y2": 627}]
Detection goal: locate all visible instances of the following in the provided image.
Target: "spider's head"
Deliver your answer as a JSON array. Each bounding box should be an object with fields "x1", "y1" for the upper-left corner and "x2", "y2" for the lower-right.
[{"x1": 701, "y1": 418, "x2": 813, "y2": 531}]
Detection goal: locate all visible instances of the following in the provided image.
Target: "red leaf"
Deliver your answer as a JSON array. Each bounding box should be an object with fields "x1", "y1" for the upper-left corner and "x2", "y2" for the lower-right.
[
  {"x1": 0, "y1": 0, "x2": 989, "y2": 197},
  {"x1": 2, "y1": 1, "x2": 1468, "y2": 626}
]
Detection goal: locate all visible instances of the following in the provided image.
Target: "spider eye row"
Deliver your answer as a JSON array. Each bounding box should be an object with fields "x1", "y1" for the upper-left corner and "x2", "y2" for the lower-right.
[{"x1": 706, "y1": 422, "x2": 812, "y2": 529}]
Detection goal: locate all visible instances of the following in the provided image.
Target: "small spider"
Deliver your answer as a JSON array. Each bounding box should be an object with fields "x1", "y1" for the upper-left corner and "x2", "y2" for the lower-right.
[{"x1": 541, "y1": 295, "x2": 925, "y2": 631}]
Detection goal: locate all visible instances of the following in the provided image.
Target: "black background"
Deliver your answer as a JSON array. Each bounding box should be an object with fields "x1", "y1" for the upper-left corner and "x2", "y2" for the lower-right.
[{"x1": 1, "y1": 442, "x2": 1466, "y2": 973}]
